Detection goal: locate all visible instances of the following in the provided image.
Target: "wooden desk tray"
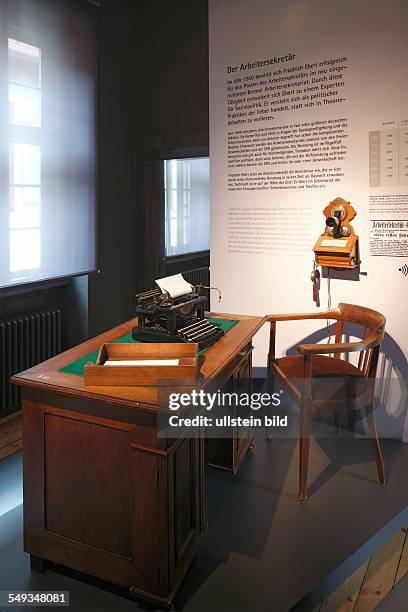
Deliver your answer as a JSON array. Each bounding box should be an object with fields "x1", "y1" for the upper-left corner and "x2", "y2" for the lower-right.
[{"x1": 84, "y1": 342, "x2": 198, "y2": 386}]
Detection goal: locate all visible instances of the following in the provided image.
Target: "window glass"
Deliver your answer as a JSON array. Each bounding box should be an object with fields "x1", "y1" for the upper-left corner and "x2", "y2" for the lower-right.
[
  {"x1": 164, "y1": 157, "x2": 210, "y2": 257},
  {"x1": 8, "y1": 38, "x2": 41, "y2": 88},
  {"x1": 0, "y1": 0, "x2": 97, "y2": 290},
  {"x1": 7, "y1": 40, "x2": 42, "y2": 276},
  {"x1": 9, "y1": 83, "x2": 41, "y2": 127}
]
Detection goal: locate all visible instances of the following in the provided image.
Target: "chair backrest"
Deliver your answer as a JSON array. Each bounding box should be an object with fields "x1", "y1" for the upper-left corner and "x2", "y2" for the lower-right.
[{"x1": 336, "y1": 303, "x2": 386, "y2": 377}]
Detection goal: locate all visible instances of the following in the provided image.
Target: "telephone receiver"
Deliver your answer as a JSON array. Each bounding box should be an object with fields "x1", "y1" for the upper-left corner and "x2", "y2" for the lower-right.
[
  {"x1": 310, "y1": 267, "x2": 320, "y2": 305},
  {"x1": 325, "y1": 208, "x2": 351, "y2": 238},
  {"x1": 326, "y1": 204, "x2": 351, "y2": 238}
]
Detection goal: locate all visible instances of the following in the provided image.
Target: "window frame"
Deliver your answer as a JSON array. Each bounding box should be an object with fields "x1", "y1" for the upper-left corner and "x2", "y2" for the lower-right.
[{"x1": 136, "y1": 146, "x2": 209, "y2": 291}]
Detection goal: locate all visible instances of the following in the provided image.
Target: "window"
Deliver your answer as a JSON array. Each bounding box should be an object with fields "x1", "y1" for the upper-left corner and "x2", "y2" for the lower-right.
[
  {"x1": 164, "y1": 157, "x2": 210, "y2": 257},
  {"x1": 8, "y1": 39, "x2": 42, "y2": 277},
  {"x1": 0, "y1": 1, "x2": 96, "y2": 290},
  {"x1": 8, "y1": 38, "x2": 41, "y2": 128}
]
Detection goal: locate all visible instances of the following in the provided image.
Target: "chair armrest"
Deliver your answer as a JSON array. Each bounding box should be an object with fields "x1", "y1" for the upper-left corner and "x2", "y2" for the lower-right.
[
  {"x1": 266, "y1": 309, "x2": 340, "y2": 365},
  {"x1": 297, "y1": 334, "x2": 380, "y2": 355},
  {"x1": 266, "y1": 310, "x2": 339, "y2": 322}
]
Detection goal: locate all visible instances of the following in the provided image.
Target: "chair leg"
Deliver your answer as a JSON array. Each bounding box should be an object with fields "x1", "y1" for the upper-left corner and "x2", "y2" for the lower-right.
[
  {"x1": 299, "y1": 405, "x2": 311, "y2": 501},
  {"x1": 298, "y1": 357, "x2": 312, "y2": 502},
  {"x1": 365, "y1": 401, "x2": 385, "y2": 486},
  {"x1": 345, "y1": 377, "x2": 357, "y2": 434},
  {"x1": 265, "y1": 372, "x2": 276, "y2": 441},
  {"x1": 299, "y1": 436, "x2": 310, "y2": 501},
  {"x1": 334, "y1": 411, "x2": 340, "y2": 438}
]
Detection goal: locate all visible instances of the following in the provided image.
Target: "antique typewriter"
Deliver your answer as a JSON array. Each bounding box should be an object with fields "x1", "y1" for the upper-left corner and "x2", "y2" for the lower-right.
[{"x1": 132, "y1": 274, "x2": 224, "y2": 350}]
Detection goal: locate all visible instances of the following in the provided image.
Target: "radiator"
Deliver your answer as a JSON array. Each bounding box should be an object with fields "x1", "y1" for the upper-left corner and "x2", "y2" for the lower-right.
[
  {"x1": 0, "y1": 309, "x2": 62, "y2": 417},
  {"x1": 182, "y1": 266, "x2": 210, "y2": 287}
]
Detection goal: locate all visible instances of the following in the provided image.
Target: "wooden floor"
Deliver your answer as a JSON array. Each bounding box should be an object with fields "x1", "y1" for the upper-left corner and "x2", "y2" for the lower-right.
[
  {"x1": 0, "y1": 412, "x2": 22, "y2": 459},
  {"x1": 316, "y1": 523, "x2": 408, "y2": 611}
]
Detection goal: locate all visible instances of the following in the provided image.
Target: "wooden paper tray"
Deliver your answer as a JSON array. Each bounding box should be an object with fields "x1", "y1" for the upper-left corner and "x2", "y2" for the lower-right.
[{"x1": 84, "y1": 342, "x2": 198, "y2": 386}]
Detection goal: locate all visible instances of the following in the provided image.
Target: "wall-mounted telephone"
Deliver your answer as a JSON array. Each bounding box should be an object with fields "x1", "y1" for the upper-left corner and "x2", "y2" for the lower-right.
[
  {"x1": 311, "y1": 197, "x2": 360, "y2": 305},
  {"x1": 313, "y1": 197, "x2": 360, "y2": 269}
]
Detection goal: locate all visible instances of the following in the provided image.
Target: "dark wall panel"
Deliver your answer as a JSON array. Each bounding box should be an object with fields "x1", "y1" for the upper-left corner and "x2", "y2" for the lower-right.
[
  {"x1": 88, "y1": 0, "x2": 136, "y2": 336},
  {"x1": 88, "y1": 0, "x2": 209, "y2": 336},
  {"x1": 134, "y1": 0, "x2": 209, "y2": 152}
]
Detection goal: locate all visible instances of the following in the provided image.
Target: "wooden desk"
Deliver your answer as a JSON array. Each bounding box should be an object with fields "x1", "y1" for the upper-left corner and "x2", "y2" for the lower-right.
[{"x1": 12, "y1": 312, "x2": 264, "y2": 607}]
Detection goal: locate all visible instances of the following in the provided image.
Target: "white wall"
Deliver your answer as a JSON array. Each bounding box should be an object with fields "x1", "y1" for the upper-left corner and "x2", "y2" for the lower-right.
[{"x1": 209, "y1": 0, "x2": 408, "y2": 436}]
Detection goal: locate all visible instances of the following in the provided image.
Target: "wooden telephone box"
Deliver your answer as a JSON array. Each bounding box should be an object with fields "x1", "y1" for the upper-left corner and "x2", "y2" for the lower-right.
[{"x1": 313, "y1": 197, "x2": 359, "y2": 269}]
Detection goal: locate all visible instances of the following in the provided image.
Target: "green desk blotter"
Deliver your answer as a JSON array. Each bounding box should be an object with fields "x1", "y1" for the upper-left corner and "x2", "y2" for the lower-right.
[{"x1": 59, "y1": 317, "x2": 238, "y2": 377}]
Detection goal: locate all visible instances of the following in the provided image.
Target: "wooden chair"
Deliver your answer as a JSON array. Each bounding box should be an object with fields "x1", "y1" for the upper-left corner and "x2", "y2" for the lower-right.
[{"x1": 266, "y1": 303, "x2": 386, "y2": 501}]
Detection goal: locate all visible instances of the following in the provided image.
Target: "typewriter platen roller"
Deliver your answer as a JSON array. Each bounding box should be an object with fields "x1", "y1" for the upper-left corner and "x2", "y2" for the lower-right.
[{"x1": 132, "y1": 274, "x2": 224, "y2": 350}]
